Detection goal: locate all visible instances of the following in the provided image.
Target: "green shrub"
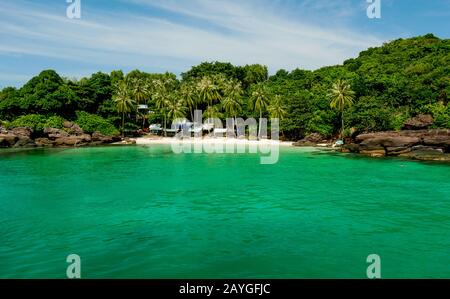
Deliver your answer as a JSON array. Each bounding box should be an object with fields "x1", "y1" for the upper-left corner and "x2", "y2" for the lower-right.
[
  {"x1": 75, "y1": 111, "x2": 119, "y2": 135},
  {"x1": 11, "y1": 114, "x2": 47, "y2": 131},
  {"x1": 44, "y1": 115, "x2": 65, "y2": 129},
  {"x1": 10, "y1": 114, "x2": 67, "y2": 131},
  {"x1": 0, "y1": 120, "x2": 10, "y2": 129},
  {"x1": 390, "y1": 111, "x2": 410, "y2": 131},
  {"x1": 425, "y1": 102, "x2": 450, "y2": 129}
]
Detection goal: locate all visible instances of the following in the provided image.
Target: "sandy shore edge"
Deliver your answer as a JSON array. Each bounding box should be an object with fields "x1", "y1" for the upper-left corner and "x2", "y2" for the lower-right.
[{"x1": 133, "y1": 137, "x2": 294, "y2": 147}]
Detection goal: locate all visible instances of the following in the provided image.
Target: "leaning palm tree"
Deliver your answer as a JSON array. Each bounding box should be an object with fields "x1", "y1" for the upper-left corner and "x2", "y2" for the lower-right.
[
  {"x1": 113, "y1": 81, "x2": 136, "y2": 137},
  {"x1": 222, "y1": 80, "x2": 243, "y2": 135},
  {"x1": 250, "y1": 84, "x2": 271, "y2": 139},
  {"x1": 329, "y1": 79, "x2": 355, "y2": 139}
]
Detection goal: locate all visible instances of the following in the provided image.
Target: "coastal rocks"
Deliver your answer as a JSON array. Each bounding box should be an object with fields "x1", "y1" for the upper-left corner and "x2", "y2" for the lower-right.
[
  {"x1": 293, "y1": 133, "x2": 329, "y2": 146},
  {"x1": 344, "y1": 129, "x2": 450, "y2": 161},
  {"x1": 0, "y1": 127, "x2": 35, "y2": 148},
  {"x1": 356, "y1": 133, "x2": 421, "y2": 148},
  {"x1": 0, "y1": 126, "x2": 121, "y2": 148},
  {"x1": 54, "y1": 134, "x2": 92, "y2": 147},
  {"x1": 0, "y1": 133, "x2": 18, "y2": 147},
  {"x1": 35, "y1": 138, "x2": 54, "y2": 147},
  {"x1": 44, "y1": 128, "x2": 69, "y2": 139},
  {"x1": 63, "y1": 121, "x2": 84, "y2": 135},
  {"x1": 403, "y1": 114, "x2": 434, "y2": 130}
]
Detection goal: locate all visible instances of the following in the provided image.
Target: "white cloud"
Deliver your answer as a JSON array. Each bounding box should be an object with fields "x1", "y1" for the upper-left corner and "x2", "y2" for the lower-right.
[{"x1": 0, "y1": 0, "x2": 385, "y2": 84}]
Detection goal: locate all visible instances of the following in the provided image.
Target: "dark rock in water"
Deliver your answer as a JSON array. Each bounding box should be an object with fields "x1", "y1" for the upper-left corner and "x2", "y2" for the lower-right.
[
  {"x1": 341, "y1": 144, "x2": 360, "y2": 153},
  {"x1": 359, "y1": 147, "x2": 386, "y2": 157},
  {"x1": 403, "y1": 114, "x2": 434, "y2": 130}
]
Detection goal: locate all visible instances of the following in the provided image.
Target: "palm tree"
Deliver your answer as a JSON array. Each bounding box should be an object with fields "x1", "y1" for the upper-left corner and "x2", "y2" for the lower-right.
[
  {"x1": 180, "y1": 82, "x2": 197, "y2": 121},
  {"x1": 166, "y1": 95, "x2": 187, "y2": 122},
  {"x1": 153, "y1": 78, "x2": 175, "y2": 136},
  {"x1": 131, "y1": 78, "x2": 150, "y2": 124},
  {"x1": 268, "y1": 95, "x2": 287, "y2": 120},
  {"x1": 250, "y1": 84, "x2": 271, "y2": 139},
  {"x1": 222, "y1": 80, "x2": 243, "y2": 136},
  {"x1": 113, "y1": 81, "x2": 136, "y2": 137},
  {"x1": 204, "y1": 105, "x2": 222, "y2": 119},
  {"x1": 329, "y1": 79, "x2": 355, "y2": 139},
  {"x1": 268, "y1": 95, "x2": 287, "y2": 137},
  {"x1": 197, "y1": 76, "x2": 220, "y2": 112}
]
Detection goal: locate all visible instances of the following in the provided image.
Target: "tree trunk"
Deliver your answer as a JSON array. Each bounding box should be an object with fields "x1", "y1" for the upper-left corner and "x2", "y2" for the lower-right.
[
  {"x1": 164, "y1": 115, "x2": 167, "y2": 137},
  {"x1": 122, "y1": 112, "x2": 125, "y2": 138},
  {"x1": 340, "y1": 111, "x2": 344, "y2": 140},
  {"x1": 258, "y1": 110, "x2": 262, "y2": 140}
]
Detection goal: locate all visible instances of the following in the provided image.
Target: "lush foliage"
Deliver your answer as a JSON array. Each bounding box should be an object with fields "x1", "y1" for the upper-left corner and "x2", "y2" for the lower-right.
[
  {"x1": 75, "y1": 111, "x2": 119, "y2": 136},
  {"x1": 10, "y1": 114, "x2": 65, "y2": 131},
  {"x1": 1, "y1": 35, "x2": 448, "y2": 139}
]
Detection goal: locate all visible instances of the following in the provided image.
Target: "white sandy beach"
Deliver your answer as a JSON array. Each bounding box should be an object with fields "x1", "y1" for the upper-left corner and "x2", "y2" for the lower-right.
[{"x1": 133, "y1": 136, "x2": 294, "y2": 147}]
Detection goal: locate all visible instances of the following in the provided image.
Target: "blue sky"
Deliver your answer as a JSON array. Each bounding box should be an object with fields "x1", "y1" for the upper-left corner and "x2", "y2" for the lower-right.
[{"x1": 0, "y1": 0, "x2": 449, "y2": 87}]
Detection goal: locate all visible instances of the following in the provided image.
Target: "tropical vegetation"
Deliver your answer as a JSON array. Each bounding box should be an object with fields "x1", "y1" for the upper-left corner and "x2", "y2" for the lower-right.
[{"x1": 0, "y1": 35, "x2": 448, "y2": 140}]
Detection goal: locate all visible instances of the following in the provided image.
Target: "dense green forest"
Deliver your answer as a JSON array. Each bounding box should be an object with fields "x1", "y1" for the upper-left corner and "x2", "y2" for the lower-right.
[{"x1": 0, "y1": 34, "x2": 449, "y2": 139}]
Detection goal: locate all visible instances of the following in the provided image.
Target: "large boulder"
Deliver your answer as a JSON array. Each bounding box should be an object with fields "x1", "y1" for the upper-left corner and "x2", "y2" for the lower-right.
[
  {"x1": 356, "y1": 132, "x2": 421, "y2": 148},
  {"x1": 294, "y1": 133, "x2": 328, "y2": 146},
  {"x1": 403, "y1": 114, "x2": 434, "y2": 130},
  {"x1": 92, "y1": 132, "x2": 121, "y2": 144},
  {"x1": 14, "y1": 136, "x2": 35, "y2": 147},
  {"x1": 10, "y1": 127, "x2": 33, "y2": 138},
  {"x1": 62, "y1": 121, "x2": 84, "y2": 135},
  {"x1": 351, "y1": 129, "x2": 450, "y2": 159},
  {"x1": 54, "y1": 134, "x2": 91, "y2": 147},
  {"x1": 0, "y1": 134, "x2": 18, "y2": 147},
  {"x1": 35, "y1": 138, "x2": 54, "y2": 147},
  {"x1": 44, "y1": 128, "x2": 69, "y2": 139}
]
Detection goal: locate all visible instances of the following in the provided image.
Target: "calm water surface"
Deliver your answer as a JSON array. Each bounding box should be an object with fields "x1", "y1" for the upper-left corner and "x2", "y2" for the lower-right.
[{"x1": 0, "y1": 145, "x2": 449, "y2": 278}]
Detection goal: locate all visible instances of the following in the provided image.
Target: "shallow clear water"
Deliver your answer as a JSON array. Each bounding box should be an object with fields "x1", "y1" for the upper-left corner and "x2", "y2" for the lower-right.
[{"x1": 0, "y1": 145, "x2": 449, "y2": 278}]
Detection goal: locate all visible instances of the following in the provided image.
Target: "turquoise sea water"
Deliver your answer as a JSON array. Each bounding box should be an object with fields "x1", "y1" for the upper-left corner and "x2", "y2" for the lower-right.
[{"x1": 0, "y1": 145, "x2": 449, "y2": 278}]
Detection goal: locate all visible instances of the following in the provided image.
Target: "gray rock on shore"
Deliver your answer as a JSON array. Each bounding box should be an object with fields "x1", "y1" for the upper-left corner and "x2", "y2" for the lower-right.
[{"x1": 0, "y1": 126, "x2": 122, "y2": 148}]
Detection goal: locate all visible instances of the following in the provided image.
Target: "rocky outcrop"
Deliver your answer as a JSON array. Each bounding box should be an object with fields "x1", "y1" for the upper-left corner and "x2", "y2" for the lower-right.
[
  {"x1": 342, "y1": 129, "x2": 450, "y2": 161},
  {"x1": 0, "y1": 127, "x2": 34, "y2": 148},
  {"x1": 293, "y1": 133, "x2": 330, "y2": 146},
  {"x1": 403, "y1": 114, "x2": 434, "y2": 130},
  {"x1": 0, "y1": 126, "x2": 122, "y2": 148}
]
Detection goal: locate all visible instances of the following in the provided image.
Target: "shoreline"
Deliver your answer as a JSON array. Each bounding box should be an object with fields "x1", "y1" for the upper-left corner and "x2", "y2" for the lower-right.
[{"x1": 132, "y1": 137, "x2": 294, "y2": 147}]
